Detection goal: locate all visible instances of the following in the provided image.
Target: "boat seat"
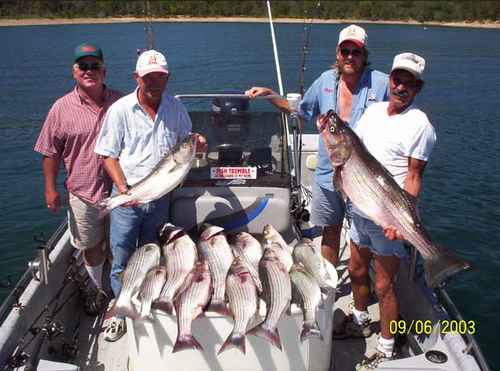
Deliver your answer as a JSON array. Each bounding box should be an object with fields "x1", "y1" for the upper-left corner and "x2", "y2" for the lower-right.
[{"x1": 169, "y1": 186, "x2": 295, "y2": 242}]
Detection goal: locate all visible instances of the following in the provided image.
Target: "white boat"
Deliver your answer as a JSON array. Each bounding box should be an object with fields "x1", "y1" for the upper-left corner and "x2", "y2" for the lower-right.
[{"x1": 0, "y1": 105, "x2": 490, "y2": 370}]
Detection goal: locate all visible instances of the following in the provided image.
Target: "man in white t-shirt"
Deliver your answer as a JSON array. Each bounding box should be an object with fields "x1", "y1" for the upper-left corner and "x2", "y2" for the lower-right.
[{"x1": 332, "y1": 53, "x2": 436, "y2": 370}]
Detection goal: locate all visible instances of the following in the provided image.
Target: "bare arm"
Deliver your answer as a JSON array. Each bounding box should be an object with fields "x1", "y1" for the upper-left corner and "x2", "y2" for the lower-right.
[
  {"x1": 42, "y1": 156, "x2": 62, "y2": 213},
  {"x1": 102, "y1": 157, "x2": 129, "y2": 194},
  {"x1": 384, "y1": 157, "x2": 428, "y2": 240},
  {"x1": 403, "y1": 157, "x2": 427, "y2": 198},
  {"x1": 245, "y1": 86, "x2": 291, "y2": 114}
]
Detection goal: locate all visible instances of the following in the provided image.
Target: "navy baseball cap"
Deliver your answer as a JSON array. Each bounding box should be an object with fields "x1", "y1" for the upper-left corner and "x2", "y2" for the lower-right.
[{"x1": 74, "y1": 43, "x2": 103, "y2": 62}]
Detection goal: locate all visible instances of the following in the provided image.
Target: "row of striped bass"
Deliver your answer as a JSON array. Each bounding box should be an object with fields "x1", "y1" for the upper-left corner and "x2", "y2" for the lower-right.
[
  {"x1": 114, "y1": 243, "x2": 161, "y2": 319},
  {"x1": 155, "y1": 224, "x2": 198, "y2": 314},
  {"x1": 98, "y1": 133, "x2": 196, "y2": 216}
]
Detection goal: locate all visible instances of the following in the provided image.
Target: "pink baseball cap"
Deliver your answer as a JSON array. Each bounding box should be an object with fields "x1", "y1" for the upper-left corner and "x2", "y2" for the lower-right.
[{"x1": 135, "y1": 50, "x2": 169, "y2": 77}]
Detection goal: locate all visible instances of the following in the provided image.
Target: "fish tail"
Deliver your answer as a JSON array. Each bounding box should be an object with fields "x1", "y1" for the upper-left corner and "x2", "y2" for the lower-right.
[
  {"x1": 300, "y1": 321, "x2": 323, "y2": 343},
  {"x1": 209, "y1": 301, "x2": 230, "y2": 316},
  {"x1": 97, "y1": 198, "x2": 112, "y2": 219},
  {"x1": 218, "y1": 332, "x2": 246, "y2": 355},
  {"x1": 424, "y1": 246, "x2": 471, "y2": 288},
  {"x1": 172, "y1": 334, "x2": 203, "y2": 353},
  {"x1": 247, "y1": 323, "x2": 282, "y2": 350},
  {"x1": 114, "y1": 297, "x2": 139, "y2": 320}
]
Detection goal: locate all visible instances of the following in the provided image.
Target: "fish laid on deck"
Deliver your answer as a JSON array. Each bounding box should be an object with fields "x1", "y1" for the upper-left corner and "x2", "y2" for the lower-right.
[
  {"x1": 138, "y1": 266, "x2": 167, "y2": 318},
  {"x1": 317, "y1": 110, "x2": 470, "y2": 287},
  {"x1": 248, "y1": 248, "x2": 292, "y2": 350},
  {"x1": 98, "y1": 133, "x2": 196, "y2": 215},
  {"x1": 219, "y1": 256, "x2": 259, "y2": 355},
  {"x1": 230, "y1": 231, "x2": 264, "y2": 292},
  {"x1": 292, "y1": 238, "x2": 334, "y2": 292},
  {"x1": 173, "y1": 260, "x2": 212, "y2": 353},
  {"x1": 114, "y1": 243, "x2": 161, "y2": 319},
  {"x1": 197, "y1": 224, "x2": 234, "y2": 314},
  {"x1": 156, "y1": 224, "x2": 198, "y2": 314}
]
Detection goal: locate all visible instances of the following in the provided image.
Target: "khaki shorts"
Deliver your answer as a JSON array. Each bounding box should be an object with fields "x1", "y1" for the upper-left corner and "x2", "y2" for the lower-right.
[{"x1": 68, "y1": 193, "x2": 109, "y2": 251}]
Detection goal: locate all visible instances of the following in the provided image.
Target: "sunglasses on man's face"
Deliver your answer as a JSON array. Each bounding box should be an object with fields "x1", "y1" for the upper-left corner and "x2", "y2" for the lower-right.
[
  {"x1": 339, "y1": 48, "x2": 363, "y2": 58},
  {"x1": 77, "y1": 62, "x2": 103, "y2": 71}
]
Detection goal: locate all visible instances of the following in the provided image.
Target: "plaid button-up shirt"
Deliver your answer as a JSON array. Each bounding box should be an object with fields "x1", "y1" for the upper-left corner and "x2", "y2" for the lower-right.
[{"x1": 34, "y1": 86, "x2": 123, "y2": 205}]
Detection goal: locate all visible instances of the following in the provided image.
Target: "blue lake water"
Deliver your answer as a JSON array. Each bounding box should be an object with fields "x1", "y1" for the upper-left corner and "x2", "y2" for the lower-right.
[{"x1": 1, "y1": 21, "x2": 499, "y2": 369}]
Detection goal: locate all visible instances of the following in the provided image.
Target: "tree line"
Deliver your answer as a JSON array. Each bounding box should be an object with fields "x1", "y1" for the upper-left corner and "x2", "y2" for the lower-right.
[{"x1": 1, "y1": 1, "x2": 499, "y2": 22}]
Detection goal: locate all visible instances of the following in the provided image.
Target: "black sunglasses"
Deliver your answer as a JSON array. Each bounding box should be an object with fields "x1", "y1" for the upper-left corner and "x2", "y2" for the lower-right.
[
  {"x1": 340, "y1": 48, "x2": 363, "y2": 58},
  {"x1": 77, "y1": 62, "x2": 103, "y2": 71}
]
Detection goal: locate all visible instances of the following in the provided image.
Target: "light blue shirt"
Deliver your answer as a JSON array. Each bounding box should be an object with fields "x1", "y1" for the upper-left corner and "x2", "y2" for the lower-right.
[
  {"x1": 95, "y1": 89, "x2": 192, "y2": 185},
  {"x1": 299, "y1": 68, "x2": 389, "y2": 191}
]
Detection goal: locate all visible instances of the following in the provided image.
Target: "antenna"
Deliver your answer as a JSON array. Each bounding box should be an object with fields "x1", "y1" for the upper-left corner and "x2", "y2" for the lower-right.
[{"x1": 144, "y1": 0, "x2": 155, "y2": 51}]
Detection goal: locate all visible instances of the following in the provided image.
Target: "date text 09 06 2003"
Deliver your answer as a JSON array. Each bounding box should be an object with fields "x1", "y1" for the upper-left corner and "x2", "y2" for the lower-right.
[{"x1": 389, "y1": 320, "x2": 476, "y2": 335}]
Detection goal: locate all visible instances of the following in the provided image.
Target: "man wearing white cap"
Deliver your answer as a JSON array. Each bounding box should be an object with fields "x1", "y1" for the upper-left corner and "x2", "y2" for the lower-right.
[
  {"x1": 246, "y1": 25, "x2": 388, "y2": 270},
  {"x1": 333, "y1": 52, "x2": 436, "y2": 369},
  {"x1": 95, "y1": 49, "x2": 205, "y2": 341}
]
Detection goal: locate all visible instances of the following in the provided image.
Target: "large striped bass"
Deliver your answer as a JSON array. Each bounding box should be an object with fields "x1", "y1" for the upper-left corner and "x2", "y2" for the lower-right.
[
  {"x1": 156, "y1": 224, "x2": 197, "y2": 314},
  {"x1": 98, "y1": 133, "x2": 196, "y2": 215},
  {"x1": 173, "y1": 260, "x2": 212, "y2": 353},
  {"x1": 219, "y1": 257, "x2": 258, "y2": 355},
  {"x1": 114, "y1": 243, "x2": 160, "y2": 319},
  {"x1": 248, "y1": 248, "x2": 291, "y2": 351},
  {"x1": 197, "y1": 224, "x2": 233, "y2": 314},
  {"x1": 317, "y1": 110, "x2": 470, "y2": 288},
  {"x1": 262, "y1": 224, "x2": 293, "y2": 271}
]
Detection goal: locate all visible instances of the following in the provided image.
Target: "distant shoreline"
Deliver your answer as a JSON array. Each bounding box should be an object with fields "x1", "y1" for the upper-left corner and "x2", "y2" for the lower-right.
[{"x1": 1, "y1": 16, "x2": 500, "y2": 29}]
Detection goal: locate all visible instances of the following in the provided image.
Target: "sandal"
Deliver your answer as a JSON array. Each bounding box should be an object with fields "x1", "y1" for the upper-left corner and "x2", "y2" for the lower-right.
[{"x1": 104, "y1": 316, "x2": 127, "y2": 342}]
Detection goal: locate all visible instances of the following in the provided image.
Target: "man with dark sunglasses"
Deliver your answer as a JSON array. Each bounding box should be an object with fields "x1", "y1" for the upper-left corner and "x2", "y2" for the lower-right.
[
  {"x1": 246, "y1": 25, "x2": 388, "y2": 269},
  {"x1": 35, "y1": 43, "x2": 122, "y2": 315}
]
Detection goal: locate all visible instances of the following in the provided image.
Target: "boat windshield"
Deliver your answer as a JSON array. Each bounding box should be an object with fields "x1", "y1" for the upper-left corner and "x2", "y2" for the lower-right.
[{"x1": 184, "y1": 111, "x2": 291, "y2": 187}]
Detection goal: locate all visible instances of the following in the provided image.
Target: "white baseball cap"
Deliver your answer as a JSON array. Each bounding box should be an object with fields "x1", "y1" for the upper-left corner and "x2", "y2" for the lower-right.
[
  {"x1": 391, "y1": 52, "x2": 425, "y2": 80},
  {"x1": 135, "y1": 49, "x2": 169, "y2": 77},
  {"x1": 338, "y1": 25, "x2": 367, "y2": 48}
]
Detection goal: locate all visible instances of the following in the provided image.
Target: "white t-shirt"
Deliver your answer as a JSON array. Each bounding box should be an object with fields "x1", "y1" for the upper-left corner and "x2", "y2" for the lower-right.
[{"x1": 352, "y1": 102, "x2": 436, "y2": 188}]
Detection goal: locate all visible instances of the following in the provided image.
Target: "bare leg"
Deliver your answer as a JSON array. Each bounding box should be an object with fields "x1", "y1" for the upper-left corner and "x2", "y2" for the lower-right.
[
  {"x1": 320, "y1": 223, "x2": 343, "y2": 267},
  {"x1": 374, "y1": 255, "x2": 400, "y2": 339},
  {"x1": 348, "y1": 239, "x2": 372, "y2": 312}
]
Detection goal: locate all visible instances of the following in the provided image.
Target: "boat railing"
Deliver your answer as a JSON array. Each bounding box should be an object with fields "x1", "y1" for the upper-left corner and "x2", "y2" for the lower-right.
[{"x1": 0, "y1": 217, "x2": 68, "y2": 325}]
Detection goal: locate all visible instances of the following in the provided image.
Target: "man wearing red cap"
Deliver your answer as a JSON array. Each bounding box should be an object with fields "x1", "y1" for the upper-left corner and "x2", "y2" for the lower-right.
[
  {"x1": 34, "y1": 43, "x2": 122, "y2": 315},
  {"x1": 246, "y1": 25, "x2": 388, "y2": 270}
]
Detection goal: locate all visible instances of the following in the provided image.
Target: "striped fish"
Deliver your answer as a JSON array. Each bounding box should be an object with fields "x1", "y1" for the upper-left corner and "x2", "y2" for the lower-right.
[
  {"x1": 197, "y1": 224, "x2": 234, "y2": 315},
  {"x1": 231, "y1": 232, "x2": 263, "y2": 292},
  {"x1": 290, "y1": 264, "x2": 323, "y2": 342},
  {"x1": 248, "y1": 248, "x2": 291, "y2": 350},
  {"x1": 218, "y1": 257, "x2": 258, "y2": 355},
  {"x1": 173, "y1": 260, "x2": 212, "y2": 353},
  {"x1": 138, "y1": 266, "x2": 167, "y2": 318},
  {"x1": 156, "y1": 224, "x2": 197, "y2": 314},
  {"x1": 262, "y1": 224, "x2": 293, "y2": 271},
  {"x1": 293, "y1": 238, "x2": 333, "y2": 291},
  {"x1": 114, "y1": 243, "x2": 160, "y2": 319}
]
